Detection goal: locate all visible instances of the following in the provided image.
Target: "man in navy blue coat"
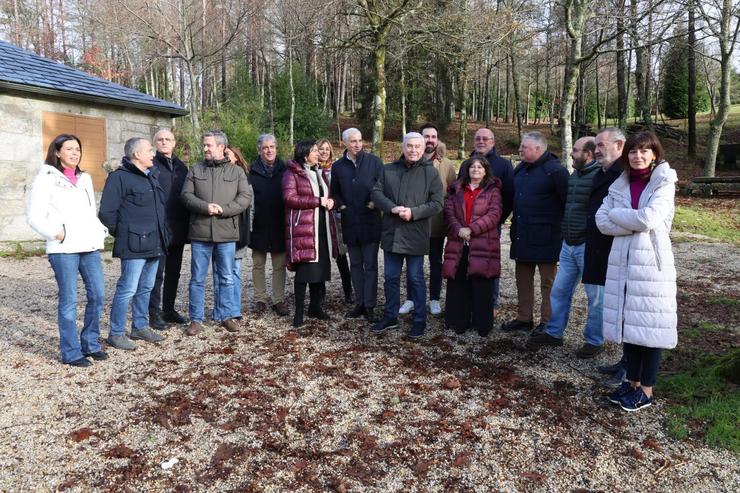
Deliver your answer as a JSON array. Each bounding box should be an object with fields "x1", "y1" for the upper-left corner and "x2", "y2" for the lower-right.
[
  {"x1": 502, "y1": 131, "x2": 568, "y2": 334},
  {"x1": 100, "y1": 138, "x2": 169, "y2": 350},
  {"x1": 330, "y1": 128, "x2": 384, "y2": 322}
]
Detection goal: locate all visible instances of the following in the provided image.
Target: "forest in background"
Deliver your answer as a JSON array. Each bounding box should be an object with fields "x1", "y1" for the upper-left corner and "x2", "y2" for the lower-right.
[{"x1": 2, "y1": 0, "x2": 739, "y2": 174}]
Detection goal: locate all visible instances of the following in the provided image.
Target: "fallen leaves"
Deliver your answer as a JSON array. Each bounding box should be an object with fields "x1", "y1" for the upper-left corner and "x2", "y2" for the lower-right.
[{"x1": 69, "y1": 428, "x2": 94, "y2": 443}]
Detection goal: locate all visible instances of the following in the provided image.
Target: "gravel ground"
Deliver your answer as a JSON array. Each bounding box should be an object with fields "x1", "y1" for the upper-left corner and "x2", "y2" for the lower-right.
[{"x1": 0, "y1": 232, "x2": 738, "y2": 492}]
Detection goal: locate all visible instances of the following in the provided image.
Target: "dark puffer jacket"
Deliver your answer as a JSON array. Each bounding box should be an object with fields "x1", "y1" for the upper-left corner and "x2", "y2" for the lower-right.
[
  {"x1": 583, "y1": 160, "x2": 623, "y2": 285},
  {"x1": 99, "y1": 157, "x2": 169, "y2": 259},
  {"x1": 442, "y1": 178, "x2": 502, "y2": 279},
  {"x1": 329, "y1": 150, "x2": 383, "y2": 246},
  {"x1": 371, "y1": 156, "x2": 444, "y2": 255},
  {"x1": 510, "y1": 151, "x2": 569, "y2": 263},
  {"x1": 181, "y1": 158, "x2": 251, "y2": 243},
  {"x1": 152, "y1": 151, "x2": 189, "y2": 245},
  {"x1": 249, "y1": 157, "x2": 287, "y2": 252},
  {"x1": 561, "y1": 160, "x2": 600, "y2": 245},
  {"x1": 282, "y1": 160, "x2": 338, "y2": 268}
]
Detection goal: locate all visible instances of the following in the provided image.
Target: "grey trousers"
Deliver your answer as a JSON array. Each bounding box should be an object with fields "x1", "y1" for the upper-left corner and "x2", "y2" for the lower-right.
[{"x1": 347, "y1": 242, "x2": 379, "y2": 309}]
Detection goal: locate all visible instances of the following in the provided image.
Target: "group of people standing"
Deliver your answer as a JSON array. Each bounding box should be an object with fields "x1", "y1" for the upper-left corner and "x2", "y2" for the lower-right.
[{"x1": 27, "y1": 124, "x2": 677, "y2": 413}]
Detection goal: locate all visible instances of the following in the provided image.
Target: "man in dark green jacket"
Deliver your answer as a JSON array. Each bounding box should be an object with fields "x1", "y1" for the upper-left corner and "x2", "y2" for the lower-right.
[
  {"x1": 370, "y1": 132, "x2": 444, "y2": 338},
  {"x1": 181, "y1": 130, "x2": 251, "y2": 336},
  {"x1": 526, "y1": 137, "x2": 605, "y2": 359}
]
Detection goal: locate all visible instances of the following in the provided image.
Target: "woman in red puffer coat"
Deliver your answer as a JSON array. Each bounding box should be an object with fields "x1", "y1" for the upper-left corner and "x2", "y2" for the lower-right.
[
  {"x1": 442, "y1": 156, "x2": 502, "y2": 337},
  {"x1": 283, "y1": 139, "x2": 338, "y2": 327}
]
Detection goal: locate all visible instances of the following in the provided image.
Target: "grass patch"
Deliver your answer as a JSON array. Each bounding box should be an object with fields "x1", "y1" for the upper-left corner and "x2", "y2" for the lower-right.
[
  {"x1": 708, "y1": 296, "x2": 740, "y2": 307},
  {"x1": 661, "y1": 348, "x2": 740, "y2": 453},
  {"x1": 673, "y1": 205, "x2": 740, "y2": 245},
  {"x1": 0, "y1": 242, "x2": 46, "y2": 259}
]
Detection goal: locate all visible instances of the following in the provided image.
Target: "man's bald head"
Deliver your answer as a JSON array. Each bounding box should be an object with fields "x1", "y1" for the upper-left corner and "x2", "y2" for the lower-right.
[
  {"x1": 474, "y1": 127, "x2": 495, "y2": 155},
  {"x1": 571, "y1": 136, "x2": 595, "y2": 170}
]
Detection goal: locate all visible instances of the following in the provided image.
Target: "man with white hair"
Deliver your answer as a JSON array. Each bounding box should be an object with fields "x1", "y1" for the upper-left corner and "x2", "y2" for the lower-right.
[
  {"x1": 370, "y1": 132, "x2": 444, "y2": 338},
  {"x1": 99, "y1": 137, "x2": 169, "y2": 350},
  {"x1": 502, "y1": 131, "x2": 568, "y2": 335},
  {"x1": 330, "y1": 128, "x2": 384, "y2": 322}
]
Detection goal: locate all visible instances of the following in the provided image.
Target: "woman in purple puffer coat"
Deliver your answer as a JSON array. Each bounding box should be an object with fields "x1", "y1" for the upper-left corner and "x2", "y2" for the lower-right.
[
  {"x1": 442, "y1": 157, "x2": 502, "y2": 337},
  {"x1": 283, "y1": 139, "x2": 338, "y2": 327}
]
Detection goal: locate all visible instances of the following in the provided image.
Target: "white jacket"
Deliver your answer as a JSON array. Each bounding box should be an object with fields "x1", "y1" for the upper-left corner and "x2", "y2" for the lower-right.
[
  {"x1": 596, "y1": 161, "x2": 678, "y2": 349},
  {"x1": 27, "y1": 165, "x2": 108, "y2": 254}
]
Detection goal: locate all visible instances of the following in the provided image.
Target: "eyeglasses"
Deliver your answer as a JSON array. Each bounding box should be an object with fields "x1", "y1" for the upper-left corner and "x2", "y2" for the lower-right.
[
  {"x1": 474, "y1": 137, "x2": 492, "y2": 142},
  {"x1": 156, "y1": 138, "x2": 175, "y2": 142}
]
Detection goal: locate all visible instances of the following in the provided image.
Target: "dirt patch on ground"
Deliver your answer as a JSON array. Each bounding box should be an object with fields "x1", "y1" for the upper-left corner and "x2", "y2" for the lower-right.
[{"x1": 0, "y1": 234, "x2": 737, "y2": 491}]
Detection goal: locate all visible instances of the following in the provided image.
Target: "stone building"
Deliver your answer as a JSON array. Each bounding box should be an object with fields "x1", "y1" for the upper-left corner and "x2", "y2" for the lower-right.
[{"x1": 0, "y1": 40, "x2": 187, "y2": 242}]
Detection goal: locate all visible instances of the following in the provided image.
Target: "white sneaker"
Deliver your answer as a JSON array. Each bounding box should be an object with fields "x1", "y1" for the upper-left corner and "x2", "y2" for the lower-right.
[
  {"x1": 428, "y1": 299, "x2": 442, "y2": 315},
  {"x1": 399, "y1": 300, "x2": 415, "y2": 315}
]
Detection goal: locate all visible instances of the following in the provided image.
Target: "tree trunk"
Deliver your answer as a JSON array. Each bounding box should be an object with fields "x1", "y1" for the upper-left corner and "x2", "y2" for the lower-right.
[
  {"x1": 504, "y1": 57, "x2": 510, "y2": 124},
  {"x1": 510, "y1": 53, "x2": 523, "y2": 138},
  {"x1": 458, "y1": 64, "x2": 469, "y2": 159},
  {"x1": 371, "y1": 32, "x2": 387, "y2": 155},
  {"x1": 400, "y1": 57, "x2": 407, "y2": 136},
  {"x1": 703, "y1": 51, "x2": 733, "y2": 176},
  {"x1": 559, "y1": 1, "x2": 586, "y2": 172},
  {"x1": 595, "y1": 56, "x2": 602, "y2": 128},
  {"x1": 288, "y1": 43, "x2": 295, "y2": 148},
  {"x1": 687, "y1": 0, "x2": 697, "y2": 158},
  {"x1": 616, "y1": 4, "x2": 627, "y2": 129}
]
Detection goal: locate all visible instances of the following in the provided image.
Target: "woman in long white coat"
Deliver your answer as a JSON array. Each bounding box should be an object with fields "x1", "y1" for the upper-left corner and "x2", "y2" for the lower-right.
[{"x1": 596, "y1": 131, "x2": 677, "y2": 412}]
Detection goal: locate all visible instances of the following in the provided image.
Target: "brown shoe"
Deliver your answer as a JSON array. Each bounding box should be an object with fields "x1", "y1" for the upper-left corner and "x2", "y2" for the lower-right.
[
  {"x1": 222, "y1": 318, "x2": 239, "y2": 333},
  {"x1": 273, "y1": 301, "x2": 289, "y2": 317},
  {"x1": 186, "y1": 321, "x2": 203, "y2": 336},
  {"x1": 254, "y1": 301, "x2": 267, "y2": 316}
]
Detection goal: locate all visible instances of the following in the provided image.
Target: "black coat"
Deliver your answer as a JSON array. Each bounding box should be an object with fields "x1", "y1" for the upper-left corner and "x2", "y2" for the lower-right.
[
  {"x1": 329, "y1": 150, "x2": 383, "y2": 246},
  {"x1": 582, "y1": 160, "x2": 623, "y2": 285},
  {"x1": 510, "y1": 151, "x2": 569, "y2": 263},
  {"x1": 99, "y1": 157, "x2": 169, "y2": 259},
  {"x1": 464, "y1": 148, "x2": 514, "y2": 224},
  {"x1": 249, "y1": 157, "x2": 286, "y2": 252},
  {"x1": 561, "y1": 160, "x2": 600, "y2": 246},
  {"x1": 371, "y1": 156, "x2": 444, "y2": 255},
  {"x1": 152, "y1": 151, "x2": 189, "y2": 245}
]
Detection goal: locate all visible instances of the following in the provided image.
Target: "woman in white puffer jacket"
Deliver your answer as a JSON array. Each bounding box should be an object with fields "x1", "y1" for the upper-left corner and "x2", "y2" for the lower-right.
[
  {"x1": 596, "y1": 131, "x2": 678, "y2": 412},
  {"x1": 27, "y1": 134, "x2": 109, "y2": 368}
]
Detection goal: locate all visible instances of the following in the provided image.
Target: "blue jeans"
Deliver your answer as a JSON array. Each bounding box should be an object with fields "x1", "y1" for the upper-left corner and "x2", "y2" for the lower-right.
[
  {"x1": 384, "y1": 252, "x2": 425, "y2": 323},
  {"x1": 48, "y1": 251, "x2": 105, "y2": 363},
  {"x1": 545, "y1": 242, "x2": 604, "y2": 346},
  {"x1": 109, "y1": 257, "x2": 160, "y2": 336},
  {"x1": 213, "y1": 255, "x2": 243, "y2": 319},
  {"x1": 189, "y1": 241, "x2": 238, "y2": 323}
]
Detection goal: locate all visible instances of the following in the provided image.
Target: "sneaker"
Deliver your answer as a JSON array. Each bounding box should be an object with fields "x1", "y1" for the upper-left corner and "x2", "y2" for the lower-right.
[
  {"x1": 186, "y1": 321, "x2": 203, "y2": 337},
  {"x1": 501, "y1": 319, "x2": 534, "y2": 332},
  {"x1": 399, "y1": 300, "x2": 414, "y2": 315},
  {"x1": 221, "y1": 318, "x2": 239, "y2": 333},
  {"x1": 608, "y1": 381, "x2": 635, "y2": 405},
  {"x1": 408, "y1": 321, "x2": 426, "y2": 339},
  {"x1": 428, "y1": 300, "x2": 442, "y2": 316},
  {"x1": 345, "y1": 305, "x2": 366, "y2": 319},
  {"x1": 83, "y1": 351, "x2": 109, "y2": 361},
  {"x1": 253, "y1": 302, "x2": 267, "y2": 316},
  {"x1": 364, "y1": 307, "x2": 378, "y2": 323},
  {"x1": 162, "y1": 310, "x2": 189, "y2": 324},
  {"x1": 273, "y1": 301, "x2": 290, "y2": 317},
  {"x1": 107, "y1": 334, "x2": 137, "y2": 351},
  {"x1": 130, "y1": 327, "x2": 165, "y2": 343},
  {"x1": 576, "y1": 343, "x2": 604, "y2": 359},
  {"x1": 370, "y1": 318, "x2": 399, "y2": 334},
  {"x1": 64, "y1": 357, "x2": 92, "y2": 368},
  {"x1": 526, "y1": 331, "x2": 563, "y2": 349},
  {"x1": 150, "y1": 313, "x2": 167, "y2": 330},
  {"x1": 597, "y1": 360, "x2": 624, "y2": 374},
  {"x1": 620, "y1": 387, "x2": 654, "y2": 412},
  {"x1": 603, "y1": 367, "x2": 627, "y2": 387}
]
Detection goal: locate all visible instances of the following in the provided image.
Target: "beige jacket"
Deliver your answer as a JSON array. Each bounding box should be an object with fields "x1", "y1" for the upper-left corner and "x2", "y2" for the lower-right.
[{"x1": 429, "y1": 142, "x2": 457, "y2": 238}]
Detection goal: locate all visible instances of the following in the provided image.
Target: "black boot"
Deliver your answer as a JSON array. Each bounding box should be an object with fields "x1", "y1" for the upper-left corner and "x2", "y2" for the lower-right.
[
  {"x1": 293, "y1": 281, "x2": 306, "y2": 327},
  {"x1": 307, "y1": 283, "x2": 331, "y2": 320}
]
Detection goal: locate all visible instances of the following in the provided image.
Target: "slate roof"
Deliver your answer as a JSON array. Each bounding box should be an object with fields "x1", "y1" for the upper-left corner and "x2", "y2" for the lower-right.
[{"x1": 0, "y1": 40, "x2": 188, "y2": 116}]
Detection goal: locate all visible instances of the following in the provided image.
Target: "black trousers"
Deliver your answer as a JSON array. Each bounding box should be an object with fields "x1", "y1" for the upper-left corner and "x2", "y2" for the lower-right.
[
  {"x1": 149, "y1": 243, "x2": 185, "y2": 315},
  {"x1": 624, "y1": 343, "x2": 663, "y2": 387},
  {"x1": 444, "y1": 247, "x2": 494, "y2": 333},
  {"x1": 347, "y1": 242, "x2": 379, "y2": 309},
  {"x1": 335, "y1": 253, "x2": 353, "y2": 298}
]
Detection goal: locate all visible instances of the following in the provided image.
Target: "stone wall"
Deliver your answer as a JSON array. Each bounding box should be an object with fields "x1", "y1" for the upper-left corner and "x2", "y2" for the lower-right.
[{"x1": 0, "y1": 91, "x2": 177, "y2": 242}]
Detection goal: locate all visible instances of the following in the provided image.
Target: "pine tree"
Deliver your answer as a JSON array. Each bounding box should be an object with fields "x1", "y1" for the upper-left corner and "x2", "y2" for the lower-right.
[{"x1": 661, "y1": 32, "x2": 710, "y2": 119}]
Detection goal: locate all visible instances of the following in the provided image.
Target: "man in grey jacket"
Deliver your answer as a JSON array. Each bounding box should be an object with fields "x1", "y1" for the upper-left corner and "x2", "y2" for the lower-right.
[
  {"x1": 371, "y1": 132, "x2": 444, "y2": 338},
  {"x1": 181, "y1": 130, "x2": 251, "y2": 336}
]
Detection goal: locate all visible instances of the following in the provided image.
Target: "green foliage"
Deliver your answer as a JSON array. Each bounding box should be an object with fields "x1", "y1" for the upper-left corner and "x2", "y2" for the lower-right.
[
  {"x1": 661, "y1": 33, "x2": 710, "y2": 119},
  {"x1": 732, "y1": 71, "x2": 740, "y2": 105},
  {"x1": 661, "y1": 349, "x2": 740, "y2": 452},
  {"x1": 272, "y1": 66, "x2": 332, "y2": 147},
  {"x1": 673, "y1": 205, "x2": 740, "y2": 245},
  {"x1": 0, "y1": 242, "x2": 45, "y2": 259}
]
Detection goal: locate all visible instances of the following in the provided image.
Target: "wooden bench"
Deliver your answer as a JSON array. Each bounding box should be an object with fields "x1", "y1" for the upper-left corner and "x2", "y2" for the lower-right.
[{"x1": 679, "y1": 176, "x2": 740, "y2": 197}]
